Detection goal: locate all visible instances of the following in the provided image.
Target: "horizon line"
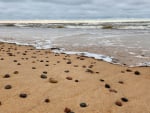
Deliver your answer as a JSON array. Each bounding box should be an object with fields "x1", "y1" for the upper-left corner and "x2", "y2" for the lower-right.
[{"x1": 0, "y1": 18, "x2": 150, "y2": 23}]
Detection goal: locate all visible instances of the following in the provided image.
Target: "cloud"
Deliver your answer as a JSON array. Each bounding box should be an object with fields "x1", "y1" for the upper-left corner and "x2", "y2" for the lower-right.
[{"x1": 0, "y1": 0, "x2": 150, "y2": 20}]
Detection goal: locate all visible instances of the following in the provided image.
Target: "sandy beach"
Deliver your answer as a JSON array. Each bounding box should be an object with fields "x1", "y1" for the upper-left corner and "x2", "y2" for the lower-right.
[{"x1": 0, "y1": 42, "x2": 150, "y2": 113}]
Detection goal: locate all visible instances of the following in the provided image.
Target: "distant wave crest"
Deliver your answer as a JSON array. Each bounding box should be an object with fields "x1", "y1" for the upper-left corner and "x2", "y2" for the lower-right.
[{"x1": 1, "y1": 21, "x2": 150, "y2": 30}]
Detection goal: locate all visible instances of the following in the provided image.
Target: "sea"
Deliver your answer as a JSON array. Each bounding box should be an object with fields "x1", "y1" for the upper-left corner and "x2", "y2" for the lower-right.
[{"x1": 0, "y1": 20, "x2": 150, "y2": 67}]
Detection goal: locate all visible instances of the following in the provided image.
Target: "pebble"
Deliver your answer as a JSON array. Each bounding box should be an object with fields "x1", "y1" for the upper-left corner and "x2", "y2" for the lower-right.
[
  {"x1": 75, "y1": 80, "x2": 79, "y2": 82},
  {"x1": 121, "y1": 97, "x2": 128, "y2": 102},
  {"x1": 19, "y1": 93, "x2": 27, "y2": 98},
  {"x1": 49, "y1": 78, "x2": 58, "y2": 83},
  {"x1": 43, "y1": 71, "x2": 47, "y2": 74},
  {"x1": 3, "y1": 74, "x2": 10, "y2": 78},
  {"x1": 80, "y1": 103, "x2": 87, "y2": 107},
  {"x1": 126, "y1": 69, "x2": 132, "y2": 72},
  {"x1": 64, "y1": 70, "x2": 69, "y2": 73},
  {"x1": 64, "y1": 107, "x2": 71, "y2": 113},
  {"x1": 115, "y1": 101, "x2": 122, "y2": 106},
  {"x1": 66, "y1": 77, "x2": 73, "y2": 80},
  {"x1": 13, "y1": 71, "x2": 19, "y2": 74},
  {"x1": 41, "y1": 74, "x2": 47, "y2": 79},
  {"x1": 86, "y1": 69, "x2": 94, "y2": 73},
  {"x1": 105, "y1": 84, "x2": 111, "y2": 88},
  {"x1": 4, "y1": 85, "x2": 12, "y2": 89},
  {"x1": 99, "y1": 79, "x2": 105, "y2": 82},
  {"x1": 134, "y1": 71, "x2": 140, "y2": 75},
  {"x1": 67, "y1": 61, "x2": 72, "y2": 64},
  {"x1": 118, "y1": 81, "x2": 124, "y2": 84},
  {"x1": 109, "y1": 89, "x2": 117, "y2": 93},
  {"x1": 44, "y1": 98, "x2": 50, "y2": 103},
  {"x1": 32, "y1": 67, "x2": 36, "y2": 69}
]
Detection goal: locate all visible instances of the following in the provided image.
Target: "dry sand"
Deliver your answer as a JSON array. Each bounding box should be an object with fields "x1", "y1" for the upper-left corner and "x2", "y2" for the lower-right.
[{"x1": 0, "y1": 42, "x2": 149, "y2": 113}]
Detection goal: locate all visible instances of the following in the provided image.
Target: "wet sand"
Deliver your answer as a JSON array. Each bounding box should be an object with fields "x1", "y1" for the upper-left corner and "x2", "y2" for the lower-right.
[{"x1": 0, "y1": 42, "x2": 150, "y2": 113}]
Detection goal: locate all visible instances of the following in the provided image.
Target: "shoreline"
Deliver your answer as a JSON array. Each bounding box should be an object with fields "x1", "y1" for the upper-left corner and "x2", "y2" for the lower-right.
[{"x1": 0, "y1": 42, "x2": 149, "y2": 113}]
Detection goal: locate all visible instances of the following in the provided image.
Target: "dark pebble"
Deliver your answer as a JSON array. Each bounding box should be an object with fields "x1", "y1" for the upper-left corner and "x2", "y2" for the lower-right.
[
  {"x1": 32, "y1": 67, "x2": 36, "y2": 69},
  {"x1": 80, "y1": 103, "x2": 87, "y2": 107},
  {"x1": 75, "y1": 80, "x2": 79, "y2": 82},
  {"x1": 13, "y1": 71, "x2": 19, "y2": 74},
  {"x1": 3, "y1": 74, "x2": 10, "y2": 78},
  {"x1": 118, "y1": 81, "x2": 124, "y2": 84},
  {"x1": 109, "y1": 89, "x2": 117, "y2": 93},
  {"x1": 64, "y1": 70, "x2": 69, "y2": 73},
  {"x1": 19, "y1": 93, "x2": 27, "y2": 98},
  {"x1": 67, "y1": 61, "x2": 72, "y2": 64},
  {"x1": 4, "y1": 85, "x2": 12, "y2": 89},
  {"x1": 13, "y1": 60, "x2": 17, "y2": 62},
  {"x1": 41, "y1": 74, "x2": 47, "y2": 79},
  {"x1": 64, "y1": 107, "x2": 71, "y2": 113},
  {"x1": 86, "y1": 69, "x2": 94, "y2": 73},
  {"x1": 66, "y1": 77, "x2": 73, "y2": 80},
  {"x1": 121, "y1": 97, "x2": 128, "y2": 102},
  {"x1": 126, "y1": 69, "x2": 132, "y2": 72},
  {"x1": 44, "y1": 98, "x2": 50, "y2": 103},
  {"x1": 45, "y1": 64, "x2": 49, "y2": 66},
  {"x1": 100, "y1": 79, "x2": 104, "y2": 82},
  {"x1": 105, "y1": 84, "x2": 110, "y2": 88},
  {"x1": 115, "y1": 101, "x2": 122, "y2": 106},
  {"x1": 43, "y1": 71, "x2": 47, "y2": 74},
  {"x1": 17, "y1": 63, "x2": 21, "y2": 65},
  {"x1": 134, "y1": 71, "x2": 140, "y2": 75}
]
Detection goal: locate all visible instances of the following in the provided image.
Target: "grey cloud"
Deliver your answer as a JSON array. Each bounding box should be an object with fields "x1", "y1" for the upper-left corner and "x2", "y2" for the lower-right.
[{"x1": 0, "y1": 0, "x2": 150, "y2": 20}]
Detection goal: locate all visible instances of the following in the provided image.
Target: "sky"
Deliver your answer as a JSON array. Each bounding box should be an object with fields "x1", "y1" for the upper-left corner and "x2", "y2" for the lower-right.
[{"x1": 0, "y1": 0, "x2": 150, "y2": 20}]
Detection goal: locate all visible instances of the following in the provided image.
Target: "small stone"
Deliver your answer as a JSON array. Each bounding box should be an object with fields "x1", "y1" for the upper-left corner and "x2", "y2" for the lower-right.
[
  {"x1": 64, "y1": 70, "x2": 69, "y2": 73},
  {"x1": 115, "y1": 101, "x2": 122, "y2": 106},
  {"x1": 13, "y1": 71, "x2": 19, "y2": 74},
  {"x1": 67, "y1": 61, "x2": 72, "y2": 64},
  {"x1": 134, "y1": 71, "x2": 140, "y2": 75},
  {"x1": 32, "y1": 67, "x2": 36, "y2": 69},
  {"x1": 86, "y1": 69, "x2": 94, "y2": 73},
  {"x1": 118, "y1": 81, "x2": 124, "y2": 84},
  {"x1": 41, "y1": 74, "x2": 47, "y2": 79},
  {"x1": 126, "y1": 69, "x2": 132, "y2": 72},
  {"x1": 66, "y1": 77, "x2": 73, "y2": 80},
  {"x1": 80, "y1": 103, "x2": 87, "y2": 107},
  {"x1": 40, "y1": 60, "x2": 44, "y2": 62},
  {"x1": 49, "y1": 78, "x2": 58, "y2": 83},
  {"x1": 82, "y1": 65, "x2": 86, "y2": 68},
  {"x1": 88, "y1": 65, "x2": 93, "y2": 68},
  {"x1": 13, "y1": 60, "x2": 17, "y2": 62},
  {"x1": 109, "y1": 89, "x2": 117, "y2": 93},
  {"x1": 100, "y1": 79, "x2": 104, "y2": 82},
  {"x1": 64, "y1": 107, "x2": 71, "y2": 113},
  {"x1": 19, "y1": 93, "x2": 27, "y2": 98},
  {"x1": 17, "y1": 63, "x2": 21, "y2": 65},
  {"x1": 4, "y1": 85, "x2": 12, "y2": 89},
  {"x1": 105, "y1": 84, "x2": 110, "y2": 88},
  {"x1": 44, "y1": 98, "x2": 50, "y2": 103},
  {"x1": 3, "y1": 74, "x2": 10, "y2": 78},
  {"x1": 45, "y1": 64, "x2": 49, "y2": 66},
  {"x1": 43, "y1": 71, "x2": 47, "y2": 74},
  {"x1": 121, "y1": 97, "x2": 128, "y2": 102},
  {"x1": 75, "y1": 80, "x2": 79, "y2": 82}
]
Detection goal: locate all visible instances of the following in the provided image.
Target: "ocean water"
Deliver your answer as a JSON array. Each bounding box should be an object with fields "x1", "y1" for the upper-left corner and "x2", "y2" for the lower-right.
[{"x1": 0, "y1": 20, "x2": 150, "y2": 67}]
